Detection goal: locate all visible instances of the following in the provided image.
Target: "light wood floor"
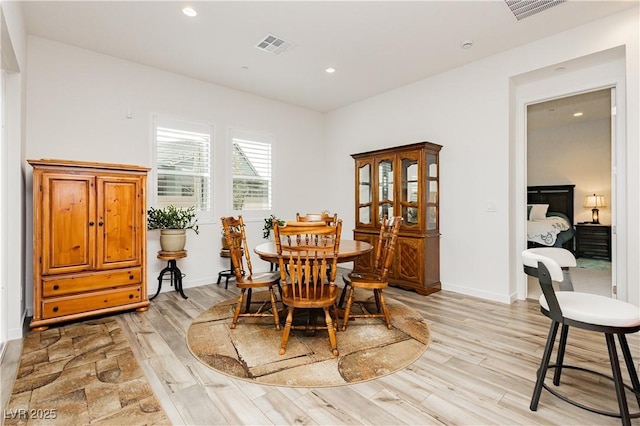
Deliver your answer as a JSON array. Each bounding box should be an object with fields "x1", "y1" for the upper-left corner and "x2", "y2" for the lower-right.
[{"x1": 3, "y1": 277, "x2": 639, "y2": 425}]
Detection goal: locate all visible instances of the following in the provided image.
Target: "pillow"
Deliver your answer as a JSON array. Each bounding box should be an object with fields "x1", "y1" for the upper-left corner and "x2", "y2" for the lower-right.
[{"x1": 528, "y1": 204, "x2": 549, "y2": 220}]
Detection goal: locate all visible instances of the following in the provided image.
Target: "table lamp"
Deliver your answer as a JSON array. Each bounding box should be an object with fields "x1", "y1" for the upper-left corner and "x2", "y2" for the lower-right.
[{"x1": 584, "y1": 194, "x2": 605, "y2": 224}]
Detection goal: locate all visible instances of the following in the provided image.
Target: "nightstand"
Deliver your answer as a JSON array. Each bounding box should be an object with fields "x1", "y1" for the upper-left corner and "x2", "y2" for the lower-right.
[{"x1": 574, "y1": 224, "x2": 611, "y2": 261}]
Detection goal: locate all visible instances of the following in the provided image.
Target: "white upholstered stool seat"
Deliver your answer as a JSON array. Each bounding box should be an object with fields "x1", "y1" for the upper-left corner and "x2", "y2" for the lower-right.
[
  {"x1": 541, "y1": 292, "x2": 640, "y2": 328},
  {"x1": 521, "y1": 248, "x2": 640, "y2": 425}
]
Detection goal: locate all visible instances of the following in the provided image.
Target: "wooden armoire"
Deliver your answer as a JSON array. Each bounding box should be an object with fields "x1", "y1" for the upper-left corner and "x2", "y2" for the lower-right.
[
  {"x1": 352, "y1": 142, "x2": 442, "y2": 295},
  {"x1": 29, "y1": 159, "x2": 150, "y2": 331}
]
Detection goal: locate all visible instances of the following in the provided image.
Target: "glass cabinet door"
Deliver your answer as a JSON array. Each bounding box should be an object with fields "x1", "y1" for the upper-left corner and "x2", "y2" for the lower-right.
[
  {"x1": 400, "y1": 152, "x2": 420, "y2": 227},
  {"x1": 377, "y1": 159, "x2": 394, "y2": 224},
  {"x1": 426, "y1": 153, "x2": 438, "y2": 231},
  {"x1": 356, "y1": 162, "x2": 372, "y2": 225}
]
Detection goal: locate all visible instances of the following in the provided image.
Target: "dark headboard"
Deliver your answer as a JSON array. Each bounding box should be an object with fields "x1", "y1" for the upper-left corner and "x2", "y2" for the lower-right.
[{"x1": 527, "y1": 184, "x2": 575, "y2": 225}]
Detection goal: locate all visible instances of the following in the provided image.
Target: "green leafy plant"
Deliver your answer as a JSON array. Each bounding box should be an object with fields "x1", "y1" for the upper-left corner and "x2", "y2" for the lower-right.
[
  {"x1": 263, "y1": 214, "x2": 285, "y2": 239},
  {"x1": 147, "y1": 205, "x2": 199, "y2": 234}
]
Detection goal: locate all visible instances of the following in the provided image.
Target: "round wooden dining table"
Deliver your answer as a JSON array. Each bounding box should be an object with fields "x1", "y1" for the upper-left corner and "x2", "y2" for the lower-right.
[
  {"x1": 254, "y1": 239, "x2": 373, "y2": 336},
  {"x1": 254, "y1": 240, "x2": 373, "y2": 264}
]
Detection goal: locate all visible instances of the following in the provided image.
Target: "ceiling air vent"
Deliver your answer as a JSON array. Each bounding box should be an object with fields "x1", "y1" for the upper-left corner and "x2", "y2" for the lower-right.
[
  {"x1": 505, "y1": 0, "x2": 567, "y2": 21},
  {"x1": 255, "y1": 34, "x2": 294, "y2": 55}
]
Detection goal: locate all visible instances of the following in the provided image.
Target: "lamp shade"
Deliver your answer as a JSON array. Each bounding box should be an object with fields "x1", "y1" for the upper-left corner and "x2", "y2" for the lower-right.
[{"x1": 584, "y1": 194, "x2": 606, "y2": 208}]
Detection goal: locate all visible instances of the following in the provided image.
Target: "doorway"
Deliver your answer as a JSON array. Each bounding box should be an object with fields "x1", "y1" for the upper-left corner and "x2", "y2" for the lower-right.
[
  {"x1": 513, "y1": 48, "x2": 627, "y2": 302},
  {"x1": 526, "y1": 89, "x2": 613, "y2": 300}
]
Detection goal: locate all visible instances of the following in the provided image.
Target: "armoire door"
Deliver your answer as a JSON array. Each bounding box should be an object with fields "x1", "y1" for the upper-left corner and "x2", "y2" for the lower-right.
[
  {"x1": 96, "y1": 175, "x2": 144, "y2": 269},
  {"x1": 41, "y1": 173, "x2": 96, "y2": 275}
]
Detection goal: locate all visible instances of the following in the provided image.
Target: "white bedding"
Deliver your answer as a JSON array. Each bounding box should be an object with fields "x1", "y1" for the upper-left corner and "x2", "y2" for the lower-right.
[{"x1": 527, "y1": 216, "x2": 571, "y2": 246}]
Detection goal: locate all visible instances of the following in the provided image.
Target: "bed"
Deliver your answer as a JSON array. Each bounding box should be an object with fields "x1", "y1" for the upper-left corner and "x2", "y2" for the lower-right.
[{"x1": 527, "y1": 185, "x2": 575, "y2": 251}]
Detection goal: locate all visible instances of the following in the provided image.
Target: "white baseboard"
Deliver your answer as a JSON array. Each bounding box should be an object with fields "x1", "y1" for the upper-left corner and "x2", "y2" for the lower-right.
[{"x1": 441, "y1": 281, "x2": 513, "y2": 304}]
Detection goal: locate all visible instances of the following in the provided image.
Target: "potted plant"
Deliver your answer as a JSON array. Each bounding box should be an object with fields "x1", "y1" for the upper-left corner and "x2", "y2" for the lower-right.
[
  {"x1": 220, "y1": 224, "x2": 230, "y2": 250},
  {"x1": 147, "y1": 205, "x2": 199, "y2": 252},
  {"x1": 263, "y1": 214, "x2": 285, "y2": 239}
]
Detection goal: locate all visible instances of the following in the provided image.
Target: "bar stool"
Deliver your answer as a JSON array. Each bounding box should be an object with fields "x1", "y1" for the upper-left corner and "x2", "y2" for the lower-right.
[
  {"x1": 217, "y1": 248, "x2": 235, "y2": 289},
  {"x1": 151, "y1": 250, "x2": 188, "y2": 300},
  {"x1": 522, "y1": 248, "x2": 640, "y2": 425}
]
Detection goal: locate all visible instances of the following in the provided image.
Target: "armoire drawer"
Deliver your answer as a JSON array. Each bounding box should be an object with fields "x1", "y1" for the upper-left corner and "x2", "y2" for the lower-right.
[
  {"x1": 41, "y1": 286, "x2": 142, "y2": 319},
  {"x1": 42, "y1": 268, "x2": 142, "y2": 297}
]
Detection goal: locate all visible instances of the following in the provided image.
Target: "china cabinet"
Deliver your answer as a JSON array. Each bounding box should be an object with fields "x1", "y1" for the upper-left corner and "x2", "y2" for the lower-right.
[
  {"x1": 29, "y1": 159, "x2": 150, "y2": 331},
  {"x1": 352, "y1": 142, "x2": 442, "y2": 295}
]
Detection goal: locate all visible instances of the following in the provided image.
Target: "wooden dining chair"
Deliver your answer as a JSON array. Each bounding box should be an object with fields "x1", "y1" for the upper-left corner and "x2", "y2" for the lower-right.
[
  {"x1": 340, "y1": 216, "x2": 402, "y2": 331},
  {"x1": 274, "y1": 219, "x2": 342, "y2": 356},
  {"x1": 221, "y1": 216, "x2": 281, "y2": 330},
  {"x1": 296, "y1": 212, "x2": 338, "y2": 226}
]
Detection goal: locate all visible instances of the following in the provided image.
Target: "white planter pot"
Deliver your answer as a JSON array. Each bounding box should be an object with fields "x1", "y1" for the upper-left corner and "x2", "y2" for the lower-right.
[{"x1": 160, "y1": 229, "x2": 187, "y2": 252}]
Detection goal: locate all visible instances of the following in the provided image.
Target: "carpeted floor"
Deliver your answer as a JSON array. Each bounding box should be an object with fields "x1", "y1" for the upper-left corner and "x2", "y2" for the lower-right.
[
  {"x1": 187, "y1": 290, "x2": 430, "y2": 387},
  {"x1": 4, "y1": 317, "x2": 169, "y2": 426}
]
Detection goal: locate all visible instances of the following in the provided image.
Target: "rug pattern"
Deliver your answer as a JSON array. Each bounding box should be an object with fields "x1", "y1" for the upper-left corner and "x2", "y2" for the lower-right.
[
  {"x1": 4, "y1": 318, "x2": 169, "y2": 426},
  {"x1": 575, "y1": 257, "x2": 611, "y2": 271},
  {"x1": 187, "y1": 291, "x2": 430, "y2": 387}
]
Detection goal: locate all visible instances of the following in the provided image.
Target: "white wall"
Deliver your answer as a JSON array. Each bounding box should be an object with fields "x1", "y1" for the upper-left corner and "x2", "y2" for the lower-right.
[
  {"x1": 1, "y1": 0, "x2": 27, "y2": 341},
  {"x1": 325, "y1": 7, "x2": 639, "y2": 305},
  {"x1": 528, "y1": 116, "x2": 612, "y2": 225},
  {"x1": 24, "y1": 37, "x2": 328, "y2": 315}
]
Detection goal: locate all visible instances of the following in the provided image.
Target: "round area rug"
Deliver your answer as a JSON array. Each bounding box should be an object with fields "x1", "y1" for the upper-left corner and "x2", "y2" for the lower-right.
[{"x1": 186, "y1": 290, "x2": 430, "y2": 387}]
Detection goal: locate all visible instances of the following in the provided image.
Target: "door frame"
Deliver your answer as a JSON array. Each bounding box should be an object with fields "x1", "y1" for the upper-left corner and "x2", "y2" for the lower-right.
[
  {"x1": 514, "y1": 52, "x2": 627, "y2": 302},
  {"x1": 0, "y1": 68, "x2": 6, "y2": 356}
]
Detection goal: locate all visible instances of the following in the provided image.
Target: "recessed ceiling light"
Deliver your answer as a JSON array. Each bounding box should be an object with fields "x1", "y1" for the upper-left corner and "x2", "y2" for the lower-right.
[
  {"x1": 573, "y1": 112, "x2": 584, "y2": 117},
  {"x1": 325, "y1": 67, "x2": 336, "y2": 74},
  {"x1": 460, "y1": 40, "x2": 473, "y2": 50},
  {"x1": 182, "y1": 7, "x2": 197, "y2": 17}
]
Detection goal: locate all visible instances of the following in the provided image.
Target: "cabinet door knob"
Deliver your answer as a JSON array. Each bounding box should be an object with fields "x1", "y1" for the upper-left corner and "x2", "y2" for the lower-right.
[
  {"x1": 129, "y1": 274, "x2": 134, "y2": 280},
  {"x1": 89, "y1": 221, "x2": 95, "y2": 226},
  {"x1": 129, "y1": 294, "x2": 134, "y2": 299},
  {"x1": 52, "y1": 306, "x2": 59, "y2": 312},
  {"x1": 53, "y1": 284, "x2": 59, "y2": 290},
  {"x1": 98, "y1": 222, "x2": 104, "y2": 226}
]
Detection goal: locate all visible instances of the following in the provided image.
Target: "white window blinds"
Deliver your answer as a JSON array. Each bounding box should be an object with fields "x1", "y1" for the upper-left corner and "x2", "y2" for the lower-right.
[
  {"x1": 232, "y1": 137, "x2": 272, "y2": 211},
  {"x1": 155, "y1": 122, "x2": 211, "y2": 211}
]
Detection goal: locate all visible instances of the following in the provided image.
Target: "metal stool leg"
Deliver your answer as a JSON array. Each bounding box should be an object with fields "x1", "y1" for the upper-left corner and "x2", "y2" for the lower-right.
[
  {"x1": 217, "y1": 255, "x2": 234, "y2": 289},
  {"x1": 606, "y1": 333, "x2": 631, "y2": 426},
  {"x1": 169, "y1": 259, "x2": 188, "y2": 300},
  {"x1": 553, "y1": 324, "x2": 569, "y2": 386},
  {"x1": 151, "y1": 263, "x2": 173, "y2": 300},
  {"x1": 618, "y1": 333, "x2": 640, "y2": 407},
  {"x1": 153, "y1": 259, "x2": 187, "y2": 300},
  {"x1": 531, "y1": 320, "x2": 560, "y2": 411}
]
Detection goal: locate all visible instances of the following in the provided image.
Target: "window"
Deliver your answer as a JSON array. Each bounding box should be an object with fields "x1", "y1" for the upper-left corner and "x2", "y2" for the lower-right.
[
  {"x1": 154, "y1": 118, "x2": 212, "y2": 212},
  {"x1": 231, "y1": 131, "x2": 273, "y2": 211}
]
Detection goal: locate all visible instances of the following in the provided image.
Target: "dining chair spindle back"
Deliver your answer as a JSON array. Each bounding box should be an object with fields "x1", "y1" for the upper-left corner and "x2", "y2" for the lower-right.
[
  {"x1": 221, "y1": 216, "x2": 281, "y2": 330},
  {"x1": 296, "y1": 212, "x2": 338, "y2": 226},
  {"x1": 340, "y1": 215, "x2": 402, "y2": 330},
  {"x1": 274, "y1": 220, "x2": 343, "y2": 356}
]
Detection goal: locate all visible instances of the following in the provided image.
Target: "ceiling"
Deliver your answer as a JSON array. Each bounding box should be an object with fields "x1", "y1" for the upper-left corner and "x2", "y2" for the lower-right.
[
  {"x1": 527, "y1": 89, "x2": 612, "y2": 130},
  {"x1": 19, "y1": 1, "x2": 638, "y2": 112}
]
